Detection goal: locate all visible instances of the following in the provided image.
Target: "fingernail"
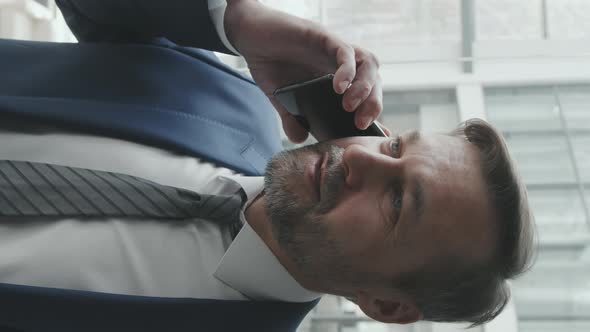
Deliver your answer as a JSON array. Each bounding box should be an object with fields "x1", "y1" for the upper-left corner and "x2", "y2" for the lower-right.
[
  {"x1": 358, "y1": 115, "x2": 372, "y2": 130},
  {"x1": 349, "y1": 98, "x2": 361, "y2": 111},
  {"x1": 338, "y1": 81, "x2": 350, "y2": 94}
]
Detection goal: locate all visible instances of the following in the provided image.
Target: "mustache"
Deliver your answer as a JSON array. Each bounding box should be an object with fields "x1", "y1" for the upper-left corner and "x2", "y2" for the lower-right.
[
  {"x1": 264, "y1": 141, "x2": 346, "y2": 216},
  {"x1": 315, "y1": 144, "x2": 346, "y2": 214}
]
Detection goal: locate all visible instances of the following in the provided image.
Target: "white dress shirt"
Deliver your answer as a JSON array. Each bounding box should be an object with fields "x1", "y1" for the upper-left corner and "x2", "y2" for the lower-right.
[
  {"x1": 208, "y1": 0, "x2": 241, "y2": 55},
  {"x1": 0, "y1": 121, "x2": 319, "y2": 303}
]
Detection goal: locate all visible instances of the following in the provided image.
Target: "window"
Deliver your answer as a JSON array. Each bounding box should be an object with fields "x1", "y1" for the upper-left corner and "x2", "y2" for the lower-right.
[
  {"x1": 477, "y1": 0, "x2": 590, "y2": 40},
  {"x1": 485, "y1": 85, "x2": 590, "y2": 332}
]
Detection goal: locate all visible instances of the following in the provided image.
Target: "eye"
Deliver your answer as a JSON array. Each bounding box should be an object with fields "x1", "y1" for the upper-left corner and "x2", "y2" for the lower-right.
[
  {"x1": 389, "y1": 135, "x2": 402, "y2": 158},
  {"x1": 388, "y1": 187, "x2": 403, "y2": 228}
]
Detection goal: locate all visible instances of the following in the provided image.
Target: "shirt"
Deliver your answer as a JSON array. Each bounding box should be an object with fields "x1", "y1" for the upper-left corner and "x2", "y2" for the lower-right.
[
  {"x1": 208, "y1": 0, "x2": 241, "y2": 55},
  {"x1": 0, "y1": 121, "x2": 320, "y2": 303}
]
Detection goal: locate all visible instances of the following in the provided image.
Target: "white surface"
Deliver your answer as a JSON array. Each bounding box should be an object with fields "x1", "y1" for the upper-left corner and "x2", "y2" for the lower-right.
[{"x1": 456, "y1": 84, "x2": 485, "y2": 121}]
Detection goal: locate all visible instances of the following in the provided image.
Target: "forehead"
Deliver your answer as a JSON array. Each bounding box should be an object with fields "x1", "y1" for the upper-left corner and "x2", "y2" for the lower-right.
[
  {"x1": 410, "y1": 134, "x2": 483, "y2": 193},
  {"x1": 406, "y1": 132, "x2": 486, "y2": 209},
  {"x1": 406, "y1": 133, "x2": 494, "y2": 260},
  {"x1": 404, "y1": 133, "x2": 487, "y2": 222},
  {"x1": 406, "y1": 133, "x2": 478, "y2": 179}
]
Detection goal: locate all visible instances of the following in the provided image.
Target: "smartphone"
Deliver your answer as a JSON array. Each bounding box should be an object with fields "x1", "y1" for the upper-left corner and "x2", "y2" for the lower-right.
[{"x1": 273, "y1": 74, "x2": 386, "y2": 142}]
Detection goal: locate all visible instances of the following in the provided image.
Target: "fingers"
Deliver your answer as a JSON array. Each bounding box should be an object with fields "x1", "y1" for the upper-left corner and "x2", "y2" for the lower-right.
[
  {"x1": 319, "y1": 34, "x2": 355, "y2": 94},
  {"x1": 270, "y1": 99, "x2": 309, "y2": 143},
  {"x1": 332, "y1": 44, "x2": 356, "y2": 94},
  {"x1": 353, "y1": 73, "x2": 383, "y2": 130},
  {"x1": 318, "y1": 39, "x2": 383, "y2": 131},
  {"x1": 342, "y1": 48, "x2": 381, "y2": 128}
]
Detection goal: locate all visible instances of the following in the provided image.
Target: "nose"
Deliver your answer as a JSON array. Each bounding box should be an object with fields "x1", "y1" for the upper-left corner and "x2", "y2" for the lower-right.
[{"x1": 341, "y1": 144, "x2": 401, "y2": 190}]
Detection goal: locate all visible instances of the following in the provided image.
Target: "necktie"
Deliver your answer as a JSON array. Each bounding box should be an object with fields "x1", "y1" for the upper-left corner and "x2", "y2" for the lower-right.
[{"x1": 0, "y1": 160, "x2": 245, "y2": 236}]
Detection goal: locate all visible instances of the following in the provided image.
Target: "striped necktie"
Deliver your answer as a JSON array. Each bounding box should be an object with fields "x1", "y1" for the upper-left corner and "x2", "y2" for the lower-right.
[{"x1": 0, "y1": 160, "x2": 245, "y2": 236}]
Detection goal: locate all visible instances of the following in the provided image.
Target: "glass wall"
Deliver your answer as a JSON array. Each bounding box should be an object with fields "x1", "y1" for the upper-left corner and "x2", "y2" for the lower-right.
[
  {"x1": 484, "y1": 85, "x2": 590, "y2": 332},
  {"x1": 477, "y1": 0, "x2": 590, "y2": 40}
]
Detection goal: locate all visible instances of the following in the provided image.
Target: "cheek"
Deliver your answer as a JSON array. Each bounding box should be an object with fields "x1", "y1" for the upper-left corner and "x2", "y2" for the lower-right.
[
  {"x1": 321, "y1": 195, "x2": 388, "y2": 254},
  {"x1": 394, "y1": 221, "x2": 442, "y2": 274}
]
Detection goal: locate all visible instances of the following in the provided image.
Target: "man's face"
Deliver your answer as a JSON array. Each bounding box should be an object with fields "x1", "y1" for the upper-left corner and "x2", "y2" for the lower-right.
[{"x1": 264, "y1": 131, "x2": 495, "y2": 292}]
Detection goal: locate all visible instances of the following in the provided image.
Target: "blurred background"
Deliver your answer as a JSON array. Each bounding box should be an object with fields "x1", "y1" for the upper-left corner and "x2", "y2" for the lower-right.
[{"x1": 0, "y1": 0, "x2": 589, "y2": 331}]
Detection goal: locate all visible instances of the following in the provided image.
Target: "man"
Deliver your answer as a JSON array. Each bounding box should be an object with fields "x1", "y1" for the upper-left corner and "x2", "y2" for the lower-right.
[
  {"x1": 0, "y1": 1, "x2": 535, "y2": 331},
  {"x1": 262, "y1": 123, "x2": 536, "y2": 326}
]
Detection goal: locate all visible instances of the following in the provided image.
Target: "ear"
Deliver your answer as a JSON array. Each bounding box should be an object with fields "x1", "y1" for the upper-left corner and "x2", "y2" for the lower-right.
[{"x1": 356, "y1": 292, "x2": 422, "y2": 324}]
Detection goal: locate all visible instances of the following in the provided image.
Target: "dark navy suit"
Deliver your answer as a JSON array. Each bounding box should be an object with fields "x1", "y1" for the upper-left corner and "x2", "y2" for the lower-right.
[{"x1": 0, "y1": 0, "x2": 318, "y2": 331}]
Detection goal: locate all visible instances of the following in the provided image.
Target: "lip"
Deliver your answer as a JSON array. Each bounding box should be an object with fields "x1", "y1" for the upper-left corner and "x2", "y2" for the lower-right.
[{"x1": 318, "y1": 152, "x2": 329, "y2": 198}]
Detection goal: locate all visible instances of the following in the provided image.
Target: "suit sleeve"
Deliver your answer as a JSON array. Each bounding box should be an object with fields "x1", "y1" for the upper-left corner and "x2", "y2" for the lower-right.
[{"x1": 56, "y1": 0, "x2": 233, "y2": 53}]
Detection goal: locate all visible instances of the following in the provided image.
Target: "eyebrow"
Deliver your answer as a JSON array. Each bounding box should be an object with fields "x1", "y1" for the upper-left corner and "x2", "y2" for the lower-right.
[
  {"x1": 402, "y1": 130, "x2": 426, "y2": 222},
  {"x1": 405, "y1": 130, "x2": 421, "y2": 147},
  {"x1": 412, "y1": 179, "x2": 425, "y2": 221}
]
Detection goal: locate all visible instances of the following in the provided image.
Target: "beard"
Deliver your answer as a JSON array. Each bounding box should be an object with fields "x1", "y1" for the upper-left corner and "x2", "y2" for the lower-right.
[{"x1": 263, "y1": 142, "x2": 359, "y2": 286}]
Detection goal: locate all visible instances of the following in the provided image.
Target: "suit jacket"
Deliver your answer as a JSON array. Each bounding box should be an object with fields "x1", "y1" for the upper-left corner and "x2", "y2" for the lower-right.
[{"x1": 0, "y1": 0, "x2": 318, "y2": 331}]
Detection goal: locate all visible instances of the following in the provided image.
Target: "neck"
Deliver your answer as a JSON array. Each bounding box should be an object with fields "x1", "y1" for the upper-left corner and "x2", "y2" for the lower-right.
[{"x1": 244, "y1": 193, "x2": 324, "y2": 294}]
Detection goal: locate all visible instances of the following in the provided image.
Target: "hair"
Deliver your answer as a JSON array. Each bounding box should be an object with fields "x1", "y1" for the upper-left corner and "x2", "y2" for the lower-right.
[{"x1": 392, "y1": 118, "x2": 536, "y2": 326}]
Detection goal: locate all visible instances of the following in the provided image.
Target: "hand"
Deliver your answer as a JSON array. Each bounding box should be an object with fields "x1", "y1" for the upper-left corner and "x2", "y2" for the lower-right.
[{"x1": 224, "y1": 0, "x2": 383, "y2": 143}]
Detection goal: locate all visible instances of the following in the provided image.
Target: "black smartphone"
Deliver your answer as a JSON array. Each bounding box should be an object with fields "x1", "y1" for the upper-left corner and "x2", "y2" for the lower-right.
[{"x1": 273, "y1": 74, "x2": 386, "y2": 142}]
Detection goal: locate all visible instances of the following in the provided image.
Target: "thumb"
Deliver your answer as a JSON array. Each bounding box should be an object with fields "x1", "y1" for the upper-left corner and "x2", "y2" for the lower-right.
[{"x1": 270, "y1": 99, "x2": 309, "y2": 144}]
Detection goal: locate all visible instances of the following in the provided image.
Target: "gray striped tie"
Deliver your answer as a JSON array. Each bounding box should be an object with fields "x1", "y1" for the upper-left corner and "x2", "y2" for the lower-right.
[{"x1": 0, "y1": 160, "x2": 245, "y2": 231}]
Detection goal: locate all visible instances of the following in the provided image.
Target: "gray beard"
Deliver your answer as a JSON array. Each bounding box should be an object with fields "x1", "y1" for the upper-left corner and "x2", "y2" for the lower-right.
[{"x1": 263, "y1": 142, "x2": 359, "y2": 286}]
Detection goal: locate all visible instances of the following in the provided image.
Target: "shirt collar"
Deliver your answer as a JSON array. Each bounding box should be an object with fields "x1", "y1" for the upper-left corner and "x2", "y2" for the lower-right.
[{"x1": 214, "y1": 175, "x2": 321, "y2": 303}]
